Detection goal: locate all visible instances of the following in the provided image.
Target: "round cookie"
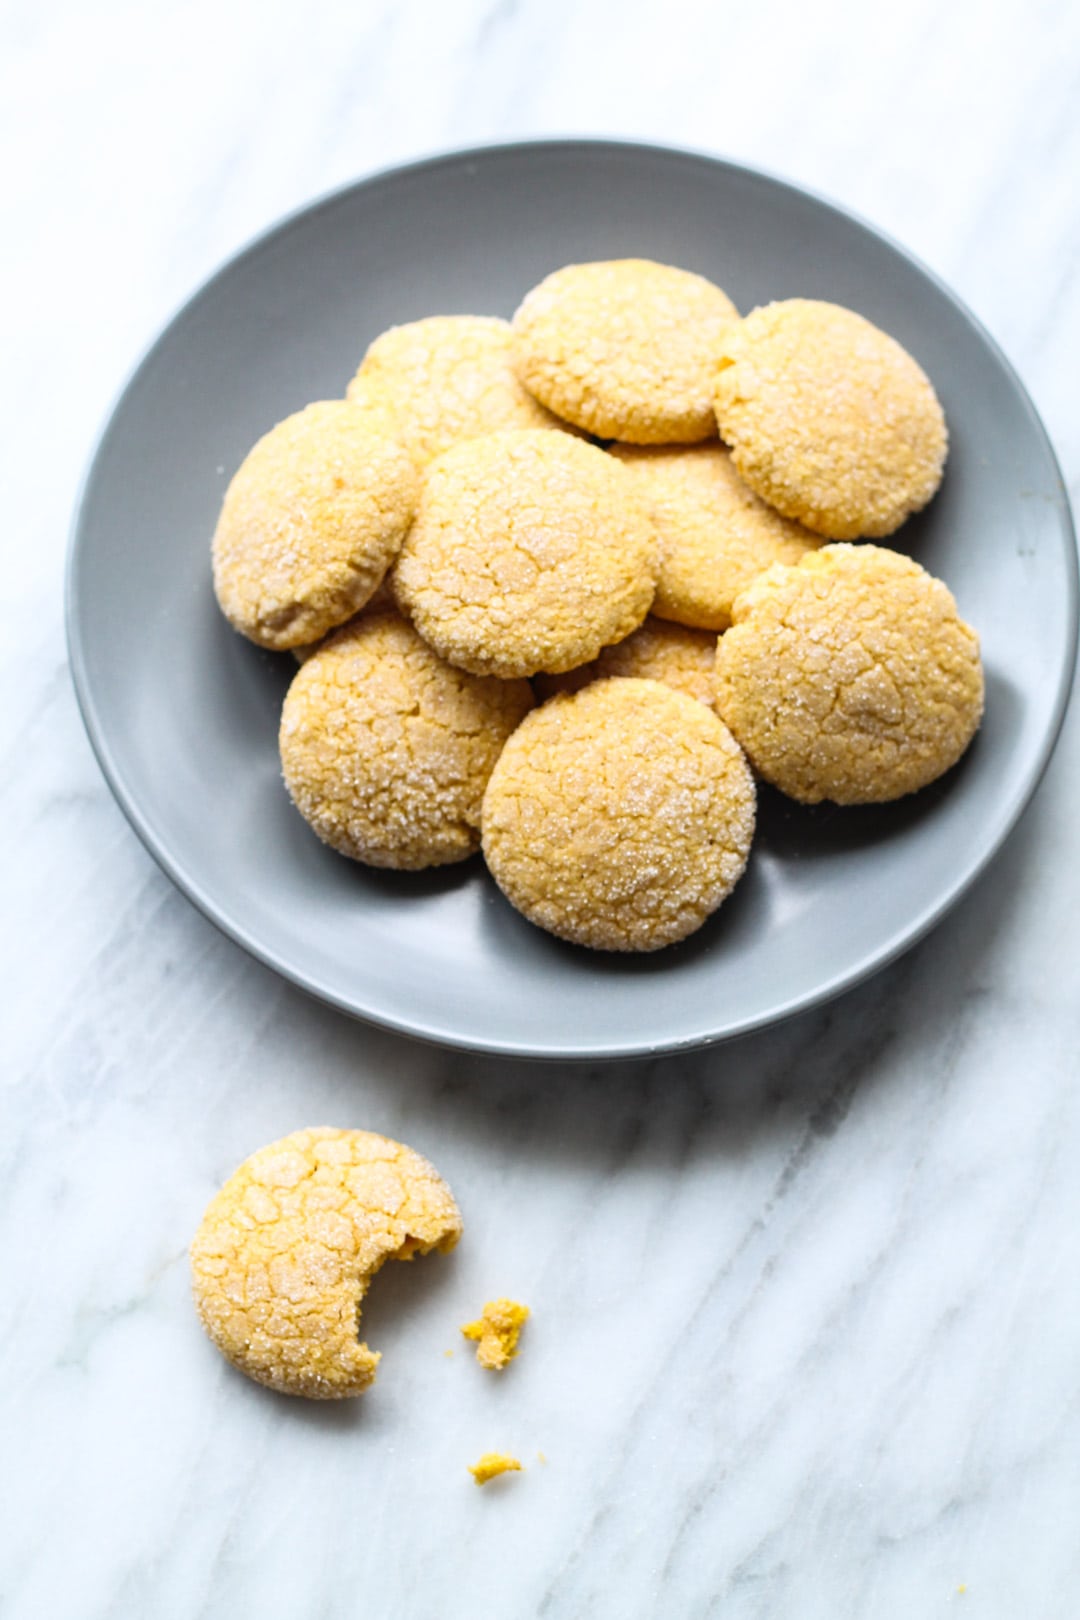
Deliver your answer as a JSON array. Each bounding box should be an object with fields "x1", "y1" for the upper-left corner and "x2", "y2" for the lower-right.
[
  {"x1": 609, "y1": 443, "x2": 824, "y2": 631},
  {"x1": 713, "y1": 544, "x2": 984, "y2": 805},
  {"x1": 212, "y1": 401, "x2": 418, "y2": 650},
  {"x1": 713, "y1": 299, "x2": 948, "y2": 539},
  {"x1": 482, "y1": 679, "x2": 755, "y2": 951},
  {"x1": 534, "y1": 617, "x2": 718, "y2": 708},
  {"x1": 280, "y1": 611, "x2": 533, "y2": 868},
  {"x1": 392, "y1": 429, "x2": 658, "y2": 679},
  {"x1": 512, "y1": 259, "x2": 739, "y2": 443},
  {"x1": 190, "y1": 1127, "x2": 462, "y2": 1398},
  {"x1": 346, "y1": 316, "x2": 571, "y2": 465}
]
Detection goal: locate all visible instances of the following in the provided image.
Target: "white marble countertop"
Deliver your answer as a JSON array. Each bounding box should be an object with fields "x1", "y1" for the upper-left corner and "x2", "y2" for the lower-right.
[{"x1": 3, "y1": 1, "x2": 1080, "y2": 1615}]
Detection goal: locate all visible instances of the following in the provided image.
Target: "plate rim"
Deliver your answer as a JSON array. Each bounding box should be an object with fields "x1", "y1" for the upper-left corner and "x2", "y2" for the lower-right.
[{"x1": 65, "y1": 135, "x2": 1080, "y2": 1062}]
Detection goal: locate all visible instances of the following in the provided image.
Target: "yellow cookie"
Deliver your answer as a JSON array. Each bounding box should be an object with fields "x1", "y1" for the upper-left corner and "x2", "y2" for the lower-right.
[
  {"x1": 482, "y1": 679, "x2": 755, "y2": 951},
  {"x1": 714, "y1": 299, "x2": 948, "y2": 539},
  {"x1": 608, "y1": 443, "x2": 824, "y2": 630},
  {"x1": 346, "y1": 315, "x2": 571, "y2": 465},
  {"x1": 211, "y1": 401, "x2": 418, "y2": 650},
  {"x1": 533, "y1": 617, "x2": 718, "y2": 708},
  {"x1": 393, "y1": 430, "x2": 658, "y2": 679},
  {"x1": 713, "y1": 544, "x2": 984, "y2": 804},
  {"x1": 512, "y1": 259, "x2": 739, "y2": 443},
  {"x1": 190, "y1": 1127, "x2": 462, "y2": 1399},
  {"x1": 280, "y1": 612, "x2": 533, "y2": 869}
]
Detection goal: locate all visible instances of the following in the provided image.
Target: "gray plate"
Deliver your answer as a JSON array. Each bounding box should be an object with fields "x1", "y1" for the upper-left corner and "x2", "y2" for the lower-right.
[{"x1": 67, "y1": 139, "x2": 1078, "y2": 1060}]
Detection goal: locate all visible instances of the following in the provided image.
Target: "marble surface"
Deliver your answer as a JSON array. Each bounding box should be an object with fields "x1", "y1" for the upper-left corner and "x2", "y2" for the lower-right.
[{"x1": 3, "y1": 0, "x2": 1080, "y2": 1615}]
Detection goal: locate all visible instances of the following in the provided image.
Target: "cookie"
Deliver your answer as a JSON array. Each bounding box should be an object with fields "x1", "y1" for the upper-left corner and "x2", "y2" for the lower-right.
[
  {"x1": 211, "y1": 401, "x2": 418, "y2": 650},
  {"x1": 713, "y1": 299, "x2": 948, "y2": 539},
  {"x1": 533, "y1": 616, "x2": 718, "y2": 708},
  {"x1": 608, "y1": 443, "x2": 824, "y2": 630},
  {"x1": 190, "y1": 1127, "x2": 462, "y2": 1399},
  {"x1": 392, "y1": 430, "x2": 658, "y2": 678},
  {"x1": 280, "y1": 612, "x2": 533, "y2": 868},
  {"x1": 512, "y1": 259, "x2": 739, "y2": 443},
  {"x1": 713, "y1": 544, "x2": 984, "y2": 803},
  {"x1": 346, "y1": 315, "x2": 571, "y2": 465},
  {"x1": 482, "y1": 679, "x2": 755, "y2": 951}
]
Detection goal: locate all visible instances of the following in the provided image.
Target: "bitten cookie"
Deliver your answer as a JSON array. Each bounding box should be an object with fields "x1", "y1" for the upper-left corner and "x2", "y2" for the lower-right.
[
  {"x1": 713, "y1": 544, "x2": 984, "y2": 804},
  {"x1": 346, "y1": 315, "x2": 571, "y2": 465},
  {"x1": 393, "y1": 429, "x2": 658, "y2": 678},
  {"x1": 280, "y1": 612, "x2": 533, "y2": 868},
  {"x1": 609, "y1": 443, "x2": 824, "y2": 630},
  {"x1": 533, "y1": 617, "x2": 718, "y2": 708},
  {"x1": 482, "y1": 679, "x2": 755, "y2": 951},
  {"x1": 190, "y1": 1127, "x2": 462, "y2": 1399},
  {"x1": 713, "y1": 299, "x2": 948, "y2": 539},
  {"x1": 512, "y1": 259, "x2": 739, "y2": 443},
  {"x1": 211, "y1": 402, "x2": 418, "y2": 650}
]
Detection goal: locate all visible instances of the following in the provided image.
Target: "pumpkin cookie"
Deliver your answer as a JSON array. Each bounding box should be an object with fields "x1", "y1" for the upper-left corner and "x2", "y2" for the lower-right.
[
  {"x1": 190, "y1": 1127, "x2": 462, "y2": 1399},
  {"x1": 714, "y1": 299, "x2": 947, "y2": 539},
  {"x1": 212, "y1": 401, "x2": 417, "y2": 650},
  {"x1": 280, "y1": 612, "x2": 533, "y2": 868},
  {"x1": 512, "y1": 259, "x2": 738, "y2": 443},
  {"x1": 482, "y1": 679, "x2": 755, "y2": 951},
  {"x1": 393, "y1": 430, "x2": 657, "y2": 678},
  {"x1": 533, "y1": 617, "x2": 717, "y2": 707},
  {"x1": 713, "y1": 545, "x2": 984, "y2": 804},
  {"x1": 346, "y1": 316, "x2": 571, "y2": 465},
  {"x1": 609, "y1": 443, "x2": 824, "y2": 630}
]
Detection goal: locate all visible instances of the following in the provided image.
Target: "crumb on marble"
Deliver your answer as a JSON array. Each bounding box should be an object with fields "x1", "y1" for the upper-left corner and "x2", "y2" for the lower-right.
[
  {"x1": 469, "y1": 1453, "x2": 523, "y2": 1486},
  {"x1": 461, "y1": 1298, "x2": 530, "y2": 1369}
]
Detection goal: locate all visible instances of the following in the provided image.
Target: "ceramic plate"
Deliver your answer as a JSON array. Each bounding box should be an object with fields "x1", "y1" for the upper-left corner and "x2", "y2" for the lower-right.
[{"x1": 66, "y1": 139, "x2": 1078, "y2": 1059}]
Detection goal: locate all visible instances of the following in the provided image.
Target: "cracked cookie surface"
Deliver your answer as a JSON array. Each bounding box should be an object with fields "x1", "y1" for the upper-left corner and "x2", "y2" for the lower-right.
[
  {"x1": 713, "y1": 544, "x2": 984, "y2": 804},
  {"x1": 280, "y1": 611, "x2": 533, "y2": 868},
  {"x1": 346, "y1": 315, "x2": 571, "y2": 465},
  {"x1": 190, "y1": 1127, "x2": 462, "y2": 1399},
  {"x1": 393, "y1": 430, "x2": 658, "y2": 678},
  {"x1": 211, "y1": 401, "x2": 418, "y2": 650},
  {"x1": 482, "y1": 678, "x2": 755, "y2": 951},
  {"x1": 713, "y1": 299, "x2": 947, "y2": 539},
  {"x1": 512, "y1": 259, "x2": 739, "y2": 443},
  {"x1": 609, "y1": 443, "x2": 824, "y2": 630}
]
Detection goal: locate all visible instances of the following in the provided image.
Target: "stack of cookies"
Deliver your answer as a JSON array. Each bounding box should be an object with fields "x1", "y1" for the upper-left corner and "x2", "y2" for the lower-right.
[{"x1": 211, "y1": 260, "x2": 984, "y2": 953}]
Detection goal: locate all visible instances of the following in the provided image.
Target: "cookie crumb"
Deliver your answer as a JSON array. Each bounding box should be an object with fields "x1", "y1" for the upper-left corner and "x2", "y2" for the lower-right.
[
  {"x1": 461, "y1": 1298, "x2": 530, "y2": 1369},
  {"x1": 469, "y1": 1453, "x2": 523, "y2": 1486}
]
